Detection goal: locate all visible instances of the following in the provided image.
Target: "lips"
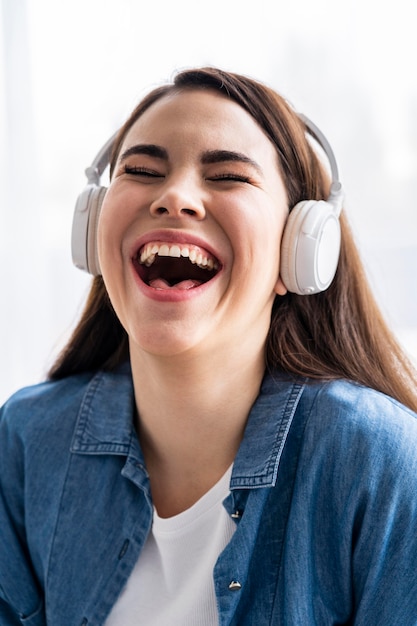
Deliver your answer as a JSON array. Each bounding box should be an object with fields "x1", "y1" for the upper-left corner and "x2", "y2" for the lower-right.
[{"x1": 132, "y1": 240, "x2": 221, "y2": 291}]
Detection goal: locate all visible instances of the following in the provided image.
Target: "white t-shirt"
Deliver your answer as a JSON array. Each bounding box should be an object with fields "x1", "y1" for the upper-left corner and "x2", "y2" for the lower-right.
[{"x1": 105, "y1": 466, "x2": 236, "y2": 625}]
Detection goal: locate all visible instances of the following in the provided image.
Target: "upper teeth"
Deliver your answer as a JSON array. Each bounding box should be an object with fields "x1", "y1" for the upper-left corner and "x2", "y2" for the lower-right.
[{"x1": 139, "y1": 242, "x2": 219, "y2": 271}]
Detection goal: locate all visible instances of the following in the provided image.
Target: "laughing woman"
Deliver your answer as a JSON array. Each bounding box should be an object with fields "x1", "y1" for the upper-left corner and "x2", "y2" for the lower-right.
[{"x1": 1, "y1": 67, "x2": 417, "y2": 626}]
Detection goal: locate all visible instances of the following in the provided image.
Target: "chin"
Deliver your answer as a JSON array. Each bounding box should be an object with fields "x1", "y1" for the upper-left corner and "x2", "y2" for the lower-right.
[{"x1": 128, "y1": 322, "x2": 211, "y2": 360}]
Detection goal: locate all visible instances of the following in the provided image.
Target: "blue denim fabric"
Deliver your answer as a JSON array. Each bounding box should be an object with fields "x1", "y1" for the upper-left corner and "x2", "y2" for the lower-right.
[{"x1": 2, "y1": 363, "x2": 417, "y2": 625}]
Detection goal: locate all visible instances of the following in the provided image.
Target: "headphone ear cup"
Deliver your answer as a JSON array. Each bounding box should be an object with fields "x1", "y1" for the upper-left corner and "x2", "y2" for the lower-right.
[
  {"x1": 280, "y1": 200, "x2": 341, "y2": 295},
  {"x1": 71, "y1": 184, "x2": 107, "y2": 276}
]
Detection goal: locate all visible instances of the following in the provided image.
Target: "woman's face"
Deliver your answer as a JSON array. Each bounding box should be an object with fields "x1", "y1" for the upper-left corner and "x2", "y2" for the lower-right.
[{"x1": 97, "y1": 89, "x2": 289, "y2": 361}]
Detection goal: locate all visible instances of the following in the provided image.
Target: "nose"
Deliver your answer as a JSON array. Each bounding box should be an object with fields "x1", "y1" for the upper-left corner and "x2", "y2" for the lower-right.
[{"x1": 149, "y1": 174, "x2": 206, "y2": 220}]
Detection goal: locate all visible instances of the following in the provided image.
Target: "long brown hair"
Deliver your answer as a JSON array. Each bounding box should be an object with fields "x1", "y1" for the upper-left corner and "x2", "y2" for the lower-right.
[{"x1": 49, "y1": 67, "x2": 417, "y2": 411}]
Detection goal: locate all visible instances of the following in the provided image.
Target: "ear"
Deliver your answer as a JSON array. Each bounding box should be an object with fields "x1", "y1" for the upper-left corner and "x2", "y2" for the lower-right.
[{"x1": 274, "y1": 276, "x2": 287, "y2": 296}]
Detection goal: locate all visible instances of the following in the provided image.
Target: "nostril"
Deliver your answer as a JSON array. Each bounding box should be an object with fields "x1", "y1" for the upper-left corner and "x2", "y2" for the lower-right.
[
  {"x1": 153, "y1": 206, "x2": 198, "y2": 217},
  {"x1": 181, "y1": 208, "x2": 197, "y2": 216}
]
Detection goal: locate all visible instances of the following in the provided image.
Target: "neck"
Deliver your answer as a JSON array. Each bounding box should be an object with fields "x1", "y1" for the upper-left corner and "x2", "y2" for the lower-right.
[
  {"x1": 129, "y1": 343, "x2": 266, "y2": 516},
  {"x1": 130, "y1": 344, "x2": 266, "y2": 446}
]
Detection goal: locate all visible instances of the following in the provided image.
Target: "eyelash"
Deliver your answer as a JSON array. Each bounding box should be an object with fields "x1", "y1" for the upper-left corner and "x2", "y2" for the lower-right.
[
  {"x1": 208, "y1": 173, "x2": 251, "y2": 183},
  {"x1": 123, "y1": 165, "x2": 161, "y2": 177},
  {"x1": 122, "y1": 165, "x2": 250, "y2": 184}
]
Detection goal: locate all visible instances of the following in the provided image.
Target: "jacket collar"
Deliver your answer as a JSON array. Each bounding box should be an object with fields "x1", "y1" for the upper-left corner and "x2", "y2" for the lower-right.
[
  {"x1": 71, "y1": 362, "x2": 135, "y2": 456},
  {"x1": 231, "y1": 373, "x2": 306, "y2": 488},
  {"x1": 71, "y1": 362, "x2": 306, "y2": 488}
]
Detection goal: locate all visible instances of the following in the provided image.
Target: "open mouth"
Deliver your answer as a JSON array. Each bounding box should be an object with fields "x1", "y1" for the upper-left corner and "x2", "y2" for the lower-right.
[{"x1": 133, "y1": 241, "x2": 221, "y2": 290}]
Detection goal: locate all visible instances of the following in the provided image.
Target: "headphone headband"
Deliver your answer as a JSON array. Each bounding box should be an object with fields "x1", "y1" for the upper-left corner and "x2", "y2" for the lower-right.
[
  {"x1": 299, "y1": 114, "x2": 344, "y2": 216},
  {"x1": 84, "y1": 132, "x2": 118, "y2": 185}
]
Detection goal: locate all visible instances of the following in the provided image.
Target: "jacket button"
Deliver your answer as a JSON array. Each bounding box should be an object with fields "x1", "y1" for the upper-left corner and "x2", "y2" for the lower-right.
[
  {"x1": 228, "y1": 580, "x2": 242, "y2": 591},
  {"x1": 231, "y1": 510, "x2": 242, "y2": 519}
]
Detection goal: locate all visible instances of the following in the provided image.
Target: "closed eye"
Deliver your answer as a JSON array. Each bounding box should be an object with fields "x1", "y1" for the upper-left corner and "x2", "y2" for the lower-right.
[
  {"x1": 123, "y1": 165, "x2": 163, "y2": 178},
  {"x1": 208, "y1": 173, "x2": 251, "y2": 183}
]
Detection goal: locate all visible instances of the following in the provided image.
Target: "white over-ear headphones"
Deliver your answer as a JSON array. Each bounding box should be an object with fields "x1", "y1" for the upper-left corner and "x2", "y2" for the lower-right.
[
  {"x1": 71, "y1": 133, "x2": 116, "y2": 277},
  {"x1": 71, "y1": 115, "x2": 344, "y2": 294},
  {"x1": 280, "y1": 114, "x2": 344, "y2": 295}
]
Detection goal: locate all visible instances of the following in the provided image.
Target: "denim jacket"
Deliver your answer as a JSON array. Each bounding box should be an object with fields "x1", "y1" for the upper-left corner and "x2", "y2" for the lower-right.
[{"x1": 2, "y1": 363, "x2": 417, "y2": 625}]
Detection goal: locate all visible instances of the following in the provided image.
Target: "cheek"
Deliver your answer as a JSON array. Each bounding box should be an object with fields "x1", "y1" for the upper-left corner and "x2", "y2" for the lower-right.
[
  {"x1": 96, "y1": 199, "x2": 130, "y2": 325},
  {"x1": 235, "y1": 205, "x2": 286, "y2": 268},
  {"x1": 96, "y1": 220, "x2": 129, "y2": 320},
  {"x1": 250, "y1": 212, "x2": 287, "y2": 294},
  {"x1": 97, "y1": 193, "x2": 125, "y2": 271}
]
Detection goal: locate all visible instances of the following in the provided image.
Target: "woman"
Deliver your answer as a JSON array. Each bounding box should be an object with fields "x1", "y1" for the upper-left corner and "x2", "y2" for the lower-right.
[{"x1": 1, "y1": 67, "x2": 417, "y2": 625}]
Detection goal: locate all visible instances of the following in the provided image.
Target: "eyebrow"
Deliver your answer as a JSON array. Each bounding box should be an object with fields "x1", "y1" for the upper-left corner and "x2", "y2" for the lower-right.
[
  {"x1": 201, "y1": 149, "x2": 262, "y2": 173},
  {"x1": 119, "y1": 144, "x2": 262, "y2": 173},
  {"x1": 119, "y1": 144, "x2": 168, "y2": 162}
]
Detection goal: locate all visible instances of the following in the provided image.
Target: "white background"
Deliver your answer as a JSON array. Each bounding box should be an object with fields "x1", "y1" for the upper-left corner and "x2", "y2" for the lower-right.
[{"x1": 1, "y1": 0, "x2": 416, "y2": 404}]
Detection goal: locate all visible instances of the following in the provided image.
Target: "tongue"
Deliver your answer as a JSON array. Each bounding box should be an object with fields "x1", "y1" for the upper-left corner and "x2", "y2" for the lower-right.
[{"x1": 149, "y1": 278, "x2": 203, "y2": 290}]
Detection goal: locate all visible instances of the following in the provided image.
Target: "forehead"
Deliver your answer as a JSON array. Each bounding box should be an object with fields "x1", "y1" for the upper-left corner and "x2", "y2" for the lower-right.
[{"x1": 120, "y1": 89, "x2": 279, "y2": 162}]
